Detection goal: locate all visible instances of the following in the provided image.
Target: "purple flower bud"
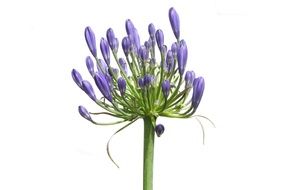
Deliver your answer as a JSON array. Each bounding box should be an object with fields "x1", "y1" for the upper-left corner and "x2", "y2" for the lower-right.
[
  {"x1": 100, "y1": 38, "x2": 110, "y2": 65},
  {"x1": 84, "y1": 26, "x2": 97, "y2": 57},
  {"x1": 97, "y1": 59, "x2": 108, "y2": 74},
  {"x1": 117, "y1": 77, "x2": 126, "y2": 96},
  {"x1": 82, "y1": 80, "x2": 96, "y2": 101},
  {"x1": 106, "y1": 28, "x2": 119, "y2": 52},
  {"x1": 185, "y1": 71, "x2": 195, "y2": 88},
  {"x1": 139, "y1": 46, "x2": 149, "y2": 61},
  {"x1": 162, "y1": 80, "x2": 171, "y2": 98},
  {"x1": 125, "y1": 19, "x2": 135, "y2": 35},
  {"x1": 155, "y1": 124, "x2": 165, "y2": 137},
  {"x1": 192, "y1": 77, "x2": 205, "y2": 110},
  {"x1": 148, "y1": 23, "x2": 155, "y2": 38},
  {"x1": 122, "y1": 36, "x2": 131, "y2": 56},
  {"x1": 177, "y1": 40, "x2": 188, "y2": 75},
  {"x1": 71, "y1": 69, "x2": 83, "y2": 89},
  {"x1": 86, "y1": 56, "x2": 95, "y2": 78},
  {"x1": 110, "y1": 67, "x2": 119, "y2": 79},
  {"x1": 143, "y1": 74, "x2": 152, "y2": 87},
  {"x1": 155, "y1": 29, "x2": 164, "y2": 51},
  {"x1": 78, "y1": 105, "x2": 92, "y2": 122},
  {"x1": 138, "y1": 77, "x2": 144, "y2": 88},
  {"x1": 94, "y1": 72, "x2": 112, "y2": 102},
  {"x1": 169, "y1": 7, "x2": 180, "y2": 40},
  {"x1": 171, "y1": 42, "x2": 178, "y2": 56},
  {"x1": 166, "y1": 50, "x2": 174, "y2": 72},
  {"x1": 144, "y1": 40, "x2": 151, "y2": 50},
  {"x1": 119, "y1": 58, "x2": 128, "y2": 75}
]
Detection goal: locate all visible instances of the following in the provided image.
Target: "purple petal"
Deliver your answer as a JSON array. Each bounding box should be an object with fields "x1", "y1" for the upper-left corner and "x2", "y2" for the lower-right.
[
  {"x1": 71, "y1": 69, "x2": 83, "y2": 89},
  {"x1": 78, "y1": 105, "x2": 92, "y2": 122},
  {"x1": 86, "y1": 56, "x2": 95, "y2": 78},
  {"x1": 82, "y1": 80, "x2": 96, "y2": 102},
  {"x1": 169, "y1": 7, "x2": 180, "y2": 40}
]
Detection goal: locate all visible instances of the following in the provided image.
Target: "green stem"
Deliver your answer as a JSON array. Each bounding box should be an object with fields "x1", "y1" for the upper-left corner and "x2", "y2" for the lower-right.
[{"x1": 143, "y1": 116, "x2": 155, "y2": 190}]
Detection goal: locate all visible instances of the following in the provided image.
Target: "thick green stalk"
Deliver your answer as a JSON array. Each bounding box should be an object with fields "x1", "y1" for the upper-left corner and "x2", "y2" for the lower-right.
[{"x1": 143, "y1": 116, "x2": 155, "y2": 190}]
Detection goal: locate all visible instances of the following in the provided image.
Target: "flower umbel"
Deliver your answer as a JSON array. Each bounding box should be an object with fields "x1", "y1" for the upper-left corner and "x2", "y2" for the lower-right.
[{"x1": 71, "y1": 7, "x2": 211, "y2": 190}]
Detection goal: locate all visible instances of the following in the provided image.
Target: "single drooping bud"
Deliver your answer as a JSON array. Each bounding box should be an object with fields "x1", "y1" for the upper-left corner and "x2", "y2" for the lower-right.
[
  {"x1": 155, "y1": 29, "x2": 164, "y2": 51},
  {"x1": 162, "y1": 80, "x2": 171, "y2": 98},
  {"x1": 86, "y1": 56, "x2": 95, "y2": 78},
  {"x1": 106, "y1": 28, "x2": 119, "y2": 52},
  {"x1": 166, "y1": 50, "x2": 174, "y2": 73},
  {"x1": 169, "y1": 7, "x2": 180, "y2": 40},
  {"x1": 122, "y1": 36, "x2": 131, "y2": 56},
  {"x1": 82, "y1": 80, "x2": 97, "y2": 102},
  {"x1": 94, "y1": 72, "x2": 113, "y2": 102},
  {"x1": 155, "y1": 124, "x2": 165, "y2": 137},
  {"x1": 84, "y1": 26, "x2": 97, "y2": 58},
  {"x1": 117, "y1": 77, "x2": 127, "y2": 96},
  {"x1": 71, "y1": 69, "x2": 83, "y2": 89},
  {"x1": 148, "y1": 23, "x2": 156, "y2": 39},
  {"x1": 192, "y1": 77, "x2": 205, "y2": 110},
  {"x1": 78, "y1": 105, "x2": 92, "y2": 122},
  {"x1": 139, "y1": 46, "x2": 149, "y2": 61},
  {"x1": 100, "y1": 38, "x2": 110, "y2": 65},
  {"x1": 185, "y1": 71, "x2": 195, "y2": 88},
  {"x1": 177, "y1": 40, "x2": 188, "y2": 76},
  {"x1": 119, "y1": 58, "x2": 128, "y2": 75}
]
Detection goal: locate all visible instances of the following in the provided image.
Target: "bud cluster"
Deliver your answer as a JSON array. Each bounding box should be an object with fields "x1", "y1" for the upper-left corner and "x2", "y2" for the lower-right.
[{"x1": 72, "y1": 7, "x2": 205, "y2": 134}]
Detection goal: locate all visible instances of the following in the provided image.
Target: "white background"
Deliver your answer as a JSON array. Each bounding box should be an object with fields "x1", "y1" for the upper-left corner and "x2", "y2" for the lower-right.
[{"x1": 1, "y1": 0, "x2": 285, "y2": 189}]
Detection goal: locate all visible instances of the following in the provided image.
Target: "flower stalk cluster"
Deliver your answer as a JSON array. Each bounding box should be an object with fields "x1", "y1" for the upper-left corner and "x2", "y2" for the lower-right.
[{"x1": 71, "y1": 7, "x2": 208, "y2": 190}]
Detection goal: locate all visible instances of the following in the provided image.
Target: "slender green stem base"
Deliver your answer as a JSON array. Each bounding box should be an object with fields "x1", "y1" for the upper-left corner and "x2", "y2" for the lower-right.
[{"x1": 143, "y1": 116, "x2": 155, "y2": 190}]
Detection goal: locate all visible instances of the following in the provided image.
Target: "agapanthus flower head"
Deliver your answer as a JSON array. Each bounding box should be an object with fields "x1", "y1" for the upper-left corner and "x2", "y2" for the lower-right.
[
  {"x1": 155, "y1": 124, "x2": 165, "y2": 137},
  {"x1": 72, "y1": 7, "x2": 208, "y2": 145},
  {"x1": 84, "y1": 26, "x2": 97, "y2": 58}
]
